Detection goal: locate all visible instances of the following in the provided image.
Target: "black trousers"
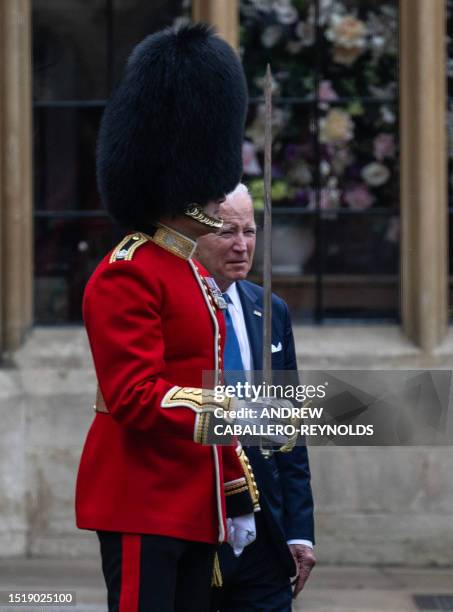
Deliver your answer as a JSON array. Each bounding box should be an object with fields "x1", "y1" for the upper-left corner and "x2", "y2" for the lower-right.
[
  {"x1": 210, "y1": 515, "x2": 292, "y2": 612},
  {"x1": 97, "y1": 531, "x2": 216, "y2": 612}
]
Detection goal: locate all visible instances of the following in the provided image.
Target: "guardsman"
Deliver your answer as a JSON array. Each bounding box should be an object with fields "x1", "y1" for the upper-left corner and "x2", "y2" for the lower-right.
[{"x1": 75, "y1": 24, "x2": 259, "y2": 612}]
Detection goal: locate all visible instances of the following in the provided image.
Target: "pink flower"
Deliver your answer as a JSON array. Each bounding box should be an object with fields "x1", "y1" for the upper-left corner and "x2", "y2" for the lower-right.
[
  {"x1": 344, "y1": 185, "x2": 375, "y2": 210},
  {"x1": 373, "y1": 133, "x2": 396, "y2": 161},
  {"x1": 318, "y1": 80, "x2": 339, "y2": 102},
  {"x1": 308, "y1": 188, "x2": 340, "y2": 210},
  {"x1": 242, "y1": 141, "x2": 262, "y2": 176}
]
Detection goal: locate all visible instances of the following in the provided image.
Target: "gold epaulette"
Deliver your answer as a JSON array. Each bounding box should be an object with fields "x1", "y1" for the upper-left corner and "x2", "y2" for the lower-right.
[{"x1": 109, "y1": 232, "x2": 149, "y2": 263}]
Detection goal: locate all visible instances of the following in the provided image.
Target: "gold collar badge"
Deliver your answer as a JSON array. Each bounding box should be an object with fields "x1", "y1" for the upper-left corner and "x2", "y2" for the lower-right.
[{"x1": 151, "y1": 224, "x2": 196, "y2": 260}]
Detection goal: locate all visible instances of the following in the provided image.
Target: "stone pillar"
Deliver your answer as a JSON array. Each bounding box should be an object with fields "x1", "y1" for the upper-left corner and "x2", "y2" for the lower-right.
[
  {"x1": 0, "y1": 0, "x2": 33, "y2": 355},
  {"x1": 192, "y1": 0, "x2": 239, "y2": 49},
  {"x1": 0, "y1": 0, "x2": 3, "y2": 356},
  {"x1": 400, "y1": 0, "x2": 448, "y2": 351}
]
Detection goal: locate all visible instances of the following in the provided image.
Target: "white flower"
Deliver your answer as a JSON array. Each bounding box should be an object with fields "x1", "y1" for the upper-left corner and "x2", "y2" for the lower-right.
[
  {"x1": 371, "y1": 35, "x2": 386, "y2": 50},
  {"x1": 288, "y1": 163, "x2": 312, "y2": 186},
  {"x1": 381, "y1": 5, "x2": 398, "y2": 20},
  {"x1": 369, "y1": 82, "x2": 397, "y2": 99},
  {"x1": 273, "y1": 0, "x2": 298, "y2": 25},
  {"x1": 361, "y1": 162, "x2": 390, "y2": 187},
  {"x1": 380, "y1": 106, "x2": 396, "y2": 124},
  {"x1": 319, "y1": 109, "x2": 355, "y2": 144},
  {"x1": 320, "y1": 160, "x2": 331, "y2": 176},
  {"x1": 295, "y1": 20, "x2": 316, "y2": 47},
  {"x1": 366, "y1": 10, "x2": 398, "y2": 58},
  {"x1": 246, "y1": 105, "x2": 289, "y2": 150},
  {"x1": 261, "y1": 25, "x2": 283, "y2": 48},
  {"x1": 311, "y1": 0, "x2": 344, "y2": 27},
  {"x1": 326, "y1": 14, "x2": 367, "y2": 49},
  {"x1": 254, "y1": 73, "x2": 281, "y2": 96},
  {"x1": 252, "y1": 0, "x2": 273, "y2": 12},
  {"x1": 275, "y1": 7, "x2": 298, "y2": 24},
  {"x1": 326, "y1": 14, "x2": 368, "y2": 66}
]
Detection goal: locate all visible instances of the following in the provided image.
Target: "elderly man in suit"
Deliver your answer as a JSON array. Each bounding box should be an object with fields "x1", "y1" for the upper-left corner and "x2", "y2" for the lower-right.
[{"x1": 196, "y1": 184, "x2": 316, "y2": 612}]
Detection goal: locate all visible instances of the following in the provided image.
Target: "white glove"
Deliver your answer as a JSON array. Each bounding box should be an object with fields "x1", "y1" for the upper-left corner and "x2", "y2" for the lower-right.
[{"x1": 227, "y1": 513, "x2": 256, "y2": 557}]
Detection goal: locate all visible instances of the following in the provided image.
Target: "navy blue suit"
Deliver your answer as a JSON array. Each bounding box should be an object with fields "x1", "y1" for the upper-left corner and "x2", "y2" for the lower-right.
[{"x1": 212, "y1": 280, "x2": 314, "y2": 612}]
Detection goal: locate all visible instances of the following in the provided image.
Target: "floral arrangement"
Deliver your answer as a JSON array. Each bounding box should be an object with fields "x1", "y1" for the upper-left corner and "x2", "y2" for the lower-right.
[
  {"x1": 241, "y1": 0, "x2": 398, "y2": 209},
  {"x1": 240, "y1": 0, "x2": 399, "y2": 274}
]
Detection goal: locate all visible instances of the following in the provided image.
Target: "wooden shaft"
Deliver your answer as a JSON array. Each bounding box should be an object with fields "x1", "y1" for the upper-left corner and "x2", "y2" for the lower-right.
[{"x1": 262, "y1": 64, "x2": 273, "y2": 383}]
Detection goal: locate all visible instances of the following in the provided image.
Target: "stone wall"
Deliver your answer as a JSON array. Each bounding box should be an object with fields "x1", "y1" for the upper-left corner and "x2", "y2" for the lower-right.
[
  {"x1": 1, "y1": 327, "x2": 452, "y2": 565},
  {"x1": 0, "y1": 329, "x2": 96, "y2": 557}
]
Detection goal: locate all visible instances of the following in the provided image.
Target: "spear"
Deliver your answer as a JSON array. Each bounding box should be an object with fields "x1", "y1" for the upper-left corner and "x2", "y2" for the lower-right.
[
  {"x1": 262, "y1": 64, "x2": 273, "y2": 385},
  {"x1": 261, "y1": 64, "x2": 273, "y2": 458}
]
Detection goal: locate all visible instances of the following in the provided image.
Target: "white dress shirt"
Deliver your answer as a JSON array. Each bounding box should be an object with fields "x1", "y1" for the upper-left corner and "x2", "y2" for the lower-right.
[{"x1": 224, "y1": 283, "x2": 313, "y2": 550}]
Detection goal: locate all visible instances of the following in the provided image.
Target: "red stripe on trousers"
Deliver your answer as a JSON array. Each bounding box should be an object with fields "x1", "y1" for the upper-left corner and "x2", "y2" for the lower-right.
[{"x1": 119, "y1": 534, "x2": 141, "y2": 612}]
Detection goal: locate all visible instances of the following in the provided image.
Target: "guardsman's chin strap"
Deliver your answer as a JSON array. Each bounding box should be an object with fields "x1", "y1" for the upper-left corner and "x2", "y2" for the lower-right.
[{"x1": 184, "y1": 204, "x2": 224, "y2": 229}]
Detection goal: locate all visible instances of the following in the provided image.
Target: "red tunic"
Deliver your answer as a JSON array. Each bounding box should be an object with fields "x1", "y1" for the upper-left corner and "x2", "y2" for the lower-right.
[{"x1": 75, "y1": 231, "x2": 251, "y2": 544}]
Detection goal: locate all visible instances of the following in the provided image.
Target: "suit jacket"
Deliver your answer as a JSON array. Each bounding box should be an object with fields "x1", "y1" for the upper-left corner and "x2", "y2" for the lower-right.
[{"x1": 236, "y1": 279, "x2": 315, "y2": 576}]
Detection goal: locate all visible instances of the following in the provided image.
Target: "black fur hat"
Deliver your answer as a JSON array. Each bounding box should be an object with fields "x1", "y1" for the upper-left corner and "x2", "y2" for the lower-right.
[{"x1": 97, "y1": 23, "x2": 248, "y2": 229}]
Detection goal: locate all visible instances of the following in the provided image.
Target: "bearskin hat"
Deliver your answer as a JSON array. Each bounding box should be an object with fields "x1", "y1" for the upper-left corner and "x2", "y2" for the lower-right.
[{"x1": 97, "y1": 23, "x2": 248, "y2": 229}]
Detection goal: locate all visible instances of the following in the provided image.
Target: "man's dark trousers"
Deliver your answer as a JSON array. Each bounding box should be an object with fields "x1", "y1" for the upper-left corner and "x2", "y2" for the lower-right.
[{"x1": 211, "y1": 514, "x2": 292, "y2": 612}]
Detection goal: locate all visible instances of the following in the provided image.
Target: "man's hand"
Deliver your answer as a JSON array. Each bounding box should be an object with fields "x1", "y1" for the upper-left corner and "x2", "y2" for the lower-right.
[{"x1": 289, "y1": 544, "x2": 316, "y2": 598}]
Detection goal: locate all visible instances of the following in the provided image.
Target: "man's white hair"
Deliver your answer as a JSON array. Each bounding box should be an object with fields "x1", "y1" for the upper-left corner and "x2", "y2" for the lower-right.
[{"x1": 227, "y1": 183, "x2": 251, "y2": 199}]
